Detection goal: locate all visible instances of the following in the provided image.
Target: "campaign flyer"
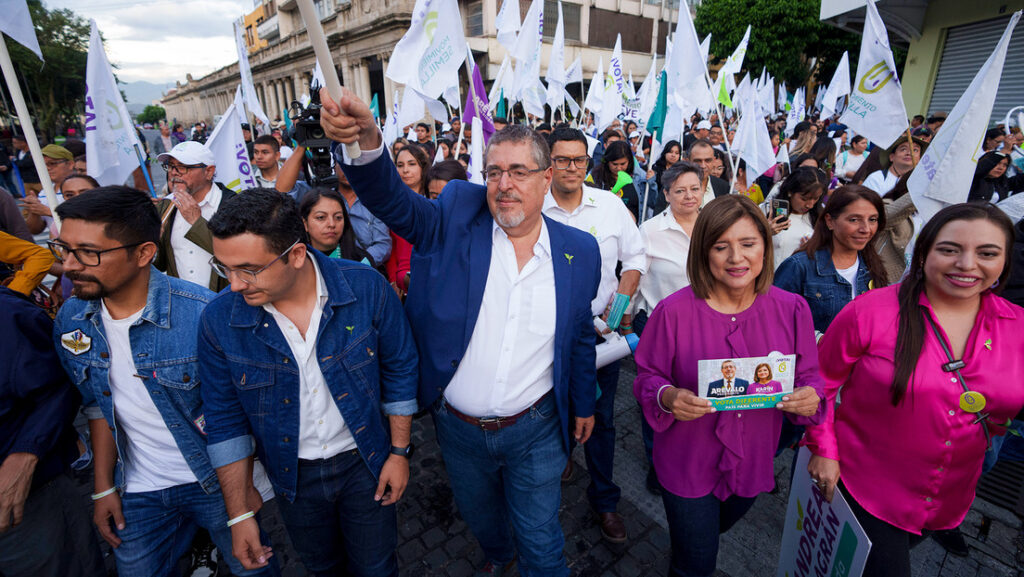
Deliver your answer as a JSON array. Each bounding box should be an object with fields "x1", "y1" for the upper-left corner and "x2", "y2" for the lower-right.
[{"x1": 697, "y1": 353, "x2": 796, "y2": 411}]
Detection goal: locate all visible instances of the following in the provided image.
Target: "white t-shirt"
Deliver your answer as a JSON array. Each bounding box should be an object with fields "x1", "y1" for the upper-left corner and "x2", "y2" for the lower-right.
[
  {"x1": 836, "y1": 257, "x2": 860, "y2": 299},
  {"x1": 773, "y1": 212, "x2": 815, "y2": 270},
  {"x1": 101, "y1": 302, "x2": 197, "y2": 493}
]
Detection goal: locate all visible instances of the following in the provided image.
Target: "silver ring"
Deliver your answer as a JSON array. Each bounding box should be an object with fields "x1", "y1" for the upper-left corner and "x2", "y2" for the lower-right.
[{"x1": 810, "y1": 478, "x2": 820, "y2": 485}]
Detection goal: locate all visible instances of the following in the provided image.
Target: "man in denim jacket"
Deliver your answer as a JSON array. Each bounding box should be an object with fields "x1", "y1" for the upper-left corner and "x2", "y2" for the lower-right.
[
  {"x1": 51, "y1": 187, "x2": 277, "y2": 577},
  {"x1": 197, "y1": 188, "x2": 418, "y2": 576}
]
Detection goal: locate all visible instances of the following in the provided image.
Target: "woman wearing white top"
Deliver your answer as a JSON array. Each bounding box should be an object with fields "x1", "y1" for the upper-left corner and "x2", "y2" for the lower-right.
[
  {"x1": 836, "y1": 135, "x2": 869, "y2": 182},
  {"x1": 767, "y1": 167, "x2": 826, "y2": 270},
  {"x1": 631, "y1": 160, "x2": 703, "y2": 495}
]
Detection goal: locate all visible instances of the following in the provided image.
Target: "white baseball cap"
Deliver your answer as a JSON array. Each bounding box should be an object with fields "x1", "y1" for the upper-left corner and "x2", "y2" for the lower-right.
[
  {"x1": 696, "y1": 120, "x2": 712, "y2": 130},
  {"x1": 629, "y1": 130, "x2": 641, "y2": 139},
  {"x1": 157, "y1": 140, "x2": 216, "y2": 166}
]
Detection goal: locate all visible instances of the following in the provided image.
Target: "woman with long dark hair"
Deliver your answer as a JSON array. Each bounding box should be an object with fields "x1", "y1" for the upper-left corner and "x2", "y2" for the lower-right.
[
  {"x1": 775, "y1": 185, "x2": 888, "y2": 333},
  {"x1": 299, "y1": 187, "x2": 374, "y2": 264},
  {"x1": 967, "y1": 151, "x2": 1024, "y2": 203},
  {"x1": 588, "y1": 140, "x2": 641, "y2": 220},
  {"x1": 648, "y1": 140, "x2": 682, "y2": 195},
  {"x1": 395, "y1": 144, "x2": 430, "y2": 196},
  {"x1": 769, "y1": 166, "x2": 827, "y2": 269},
  {"x1": 804, "y1": 203, "x2": 1024, "y2": 577}
]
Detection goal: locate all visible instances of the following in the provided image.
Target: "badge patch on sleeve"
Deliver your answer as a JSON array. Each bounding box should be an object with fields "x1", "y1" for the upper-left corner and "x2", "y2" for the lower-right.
[
  {"x1": 194, "y1": 414, "x2": 206, "y2": 434},
  {"x1": 60, "y1": 329, "x2": 92, "y2": 355}
]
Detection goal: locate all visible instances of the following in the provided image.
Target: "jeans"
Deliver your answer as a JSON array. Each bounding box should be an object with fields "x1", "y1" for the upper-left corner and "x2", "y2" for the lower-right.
[
  {"x1": 843, "y1": 481, "x2": 929, "y2": 577},
  {"x1": 576, "y1": 359, "x2": 621, "y2": 512},
  {"x1": 433, "y1": 393, "x2": 569, "y2": 577},
  {"x1": 0, "y1": 472, "x2": 105, "y2": 577},
  {"x1": 661, "y1": 491, "x2": 757, "y2": 577},
  {"x1": 274, "y1": 449, "x2": 398, "y2": 577},
  {"x1": 115, "y1": 482, "x2": 278, "y2": 577}
]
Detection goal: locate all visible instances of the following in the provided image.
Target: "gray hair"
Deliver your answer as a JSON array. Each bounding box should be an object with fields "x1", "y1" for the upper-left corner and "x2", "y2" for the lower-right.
[
  {"x1": 484, "y1": 124, "x2": 551, "y2": 170},
  {"x1": 661, "y1": 160, "x2": 703, "y2": 191}
]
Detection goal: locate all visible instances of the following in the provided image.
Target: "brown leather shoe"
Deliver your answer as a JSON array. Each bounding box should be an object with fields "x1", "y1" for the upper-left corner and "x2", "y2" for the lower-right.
[
  {"x1": 599, "y1": 512, "x2": 627, "y2": 543},
  {"x1": 560, "y1": 459, "x2": 574, "y2": 483}
]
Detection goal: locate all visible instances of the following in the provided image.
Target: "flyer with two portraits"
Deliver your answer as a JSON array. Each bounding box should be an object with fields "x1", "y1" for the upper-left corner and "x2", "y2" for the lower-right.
[{"x1": 698, "y1": 353, "x2": 796, "y2": 411}]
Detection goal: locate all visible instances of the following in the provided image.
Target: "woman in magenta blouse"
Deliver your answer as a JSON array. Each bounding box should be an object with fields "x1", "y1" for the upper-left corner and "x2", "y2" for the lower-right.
[
  {"x1": 749, "y1": 363, "x2": 783, "y2": 395},
  {"x1": 805, "y1": 203, "x2": 1024, "y2": 577},
  {"x1": 633, "y1": 195, "x2": 824, "y2": 577}
]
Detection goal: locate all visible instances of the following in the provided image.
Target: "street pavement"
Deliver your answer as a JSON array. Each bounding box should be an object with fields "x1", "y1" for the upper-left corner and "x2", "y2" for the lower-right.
[{"x1": 66, "y1": 357, "x2": 1024, "y2": 576}]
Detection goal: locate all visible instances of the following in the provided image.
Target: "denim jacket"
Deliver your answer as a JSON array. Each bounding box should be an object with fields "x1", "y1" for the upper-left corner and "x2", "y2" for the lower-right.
[
  {"x1": 774, "y1": 248, "x2": 872, "y2": 333},
  {"x1": 197, "y1": 249, "x2": 418, "y2": 502},
  {"x1": 53, "y1": 269, "x2": 218, "y2": 493}
]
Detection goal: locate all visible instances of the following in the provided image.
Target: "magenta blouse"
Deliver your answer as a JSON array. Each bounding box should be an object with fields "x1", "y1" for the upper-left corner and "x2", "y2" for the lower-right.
[
  {"x1": 633, "y1": 286, "x2": 825, "y2": 501},
  {"x1": 750, "y1": 380, "x2": 783, "y2": 394},
  {"x1": 804, "y1": 285, "x2": 1024, "y2": 534}
]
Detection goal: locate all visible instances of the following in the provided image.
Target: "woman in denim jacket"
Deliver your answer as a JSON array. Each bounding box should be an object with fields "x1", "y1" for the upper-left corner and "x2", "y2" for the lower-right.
[{"x1": 774, "y1": 185, "x2": 890, "y2": 335}]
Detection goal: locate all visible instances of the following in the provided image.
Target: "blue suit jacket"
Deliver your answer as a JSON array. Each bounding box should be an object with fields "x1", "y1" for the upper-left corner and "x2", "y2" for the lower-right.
[
  {"x1": 707, "y1": 377, "x2": 750, "y2": 398},
  {"x1": 339, "y1": 151, "x2": 601, "y2": 449}
]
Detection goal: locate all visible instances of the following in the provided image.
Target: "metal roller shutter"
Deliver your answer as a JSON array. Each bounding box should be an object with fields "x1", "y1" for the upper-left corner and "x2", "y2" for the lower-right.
[{"x1": 927, "y1": 15, "x2": 1024, "y2": 125}]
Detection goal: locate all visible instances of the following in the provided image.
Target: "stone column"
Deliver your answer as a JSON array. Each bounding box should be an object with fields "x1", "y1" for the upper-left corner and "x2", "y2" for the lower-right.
[
  {"x1": 358, "y1": 60, "x2": 372, "y2": 104},
  {"x1": 382, "y1": 54, "x2": 395, "y2": 117},
  {"x1": 274, "y1": 80, "x2": 285, "y2": 121}
]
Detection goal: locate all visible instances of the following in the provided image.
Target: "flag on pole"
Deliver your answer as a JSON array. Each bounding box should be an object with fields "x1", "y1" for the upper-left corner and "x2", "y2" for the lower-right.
[
  {"x1": 598, "y1": 35, "x2": 625, "y2": 130},
  {"x1": 382, "y1": 90, "x2": 401, "y2": 148},
  {"x1": 85, "y1": 20, "x2": 144, "y2": 187},
  {"x1": 778, "y1": 81, "x2": 788, "y2": 113},
  {"x1": 820, "y1": 51, "x2": 851, "y2": 119},
  {"x1": 908, "y1": 11, "x2": 1021, "y2": 220},
  {"x1": 0, "y1": 0, "x2": 42, "y2": 60},
  {"x1": 841, "y1": 0, "x2": 908, "y2": 148},
  {"x1": 565, "y1": 55, "x2": 583, "y2": 85},
  {"x1": 636, "y1": 57, "x2": 659, "y2": 127},
  {"x1": 583, "y1": 57, "x2": 604, "y2": 115},
  {"x1": 545, "y1": 0, "x2": 566, "y2": 111},
  {"x1": 464, "y1": 52, "x2": 496, "y2": 145},
  {"x1": 488, "y1": 54, "x2": 510, "y2": 109},
  {"x1": 716, "y1": 76, "x2": 734, "y2": 109},
  {"x1": 646, "y1": 71, "x2": 668, "y2": 142},
  {"x1": 469, "y1": 116, "x2": 485, "y2": 185},
  {"x1": 386, "y1": 0, "x2": 467, "y2": 101},
  {"x1": 206, "y1": 88, "x2": 258, "y2": 194},
  {"x1": 495, "y1": 0, "x2": 521, "y2": 53},
  {"x1": 666, "y1": 7, "x2": 712, "y2": 119},
  {"x1": 511, "y1": 0, "x2": 543, "y2": 102},
  {"x1": 234, "y1": 21, "x2": 271, "y2": 129},
  {"x1": 719, "y1": 25, "x2": 750, "y2": 79},
  {"x1": 732, "y1": 91, "x2": 775, "y2": 186},
  {"x1": 496, "y1": 89, "x2": 507, "y2": 118},
  {"x1": 369, "y1": 93, "x2": 380, "y2": 120}
]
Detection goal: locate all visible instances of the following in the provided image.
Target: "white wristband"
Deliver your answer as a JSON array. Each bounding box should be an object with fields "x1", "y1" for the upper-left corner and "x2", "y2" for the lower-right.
[
  {"x1": 656, "y1": 384, "x2": 675, "y2": 414},
  {"x1": 227, "y1": 511, "x2": 255, "y2": 528},
  {"x1": 91, "y1": 487, "x2": 117, "y2": 500}
]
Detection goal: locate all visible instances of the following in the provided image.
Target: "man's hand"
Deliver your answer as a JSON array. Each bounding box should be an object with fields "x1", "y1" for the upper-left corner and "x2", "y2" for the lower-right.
[
  {"x1": 374, "y1": 455, "x2": 409, "y2": 506},
  {"x1": 22, "y1": 194, "x2": 51, "y2": 217},
  {"x1": 93, "y1": 491, "x2": 125, "y2": 547},
  {"x1": 776, "y1": 386, "x2": 821, "y2": 417},
  {"x1": 230, "y1": 517, "x2": 272, "y2": 569},
  {"x1": 808, "y1": 455, "x2": 841, "y2": 502},
  {"x1": 0, "y1": 453, "x2": 37, "y2": 532},
  {"x1": 574, "y1": 415, "x2": 595, "y2": 443},
  {"x1": 662, "y1": 387, "x2": 715, "y2": 422},
  {"x1": 172, "y1": 190, "x2": 201, "y2": 225},
  {"x1": 319, "y1": 87, "x2": 382, "y2": 152}
]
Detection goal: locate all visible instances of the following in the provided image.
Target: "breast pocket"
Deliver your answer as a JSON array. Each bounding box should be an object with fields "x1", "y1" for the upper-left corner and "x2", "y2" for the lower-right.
[
  {"x1": 151, "y1": 361, "x2": 202, "y2": 421},
  {"x1": 341, "y1": 331, "x2": 379, "y2": 398},
  {"x1": 528, "y1": 286, "x2": 557, "y2": 336}
]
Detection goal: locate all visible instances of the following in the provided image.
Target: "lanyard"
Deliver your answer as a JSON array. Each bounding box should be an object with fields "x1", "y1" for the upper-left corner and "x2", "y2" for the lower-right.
[{"x1": 922, "y1": 308, "x2": 992, "y2": 449}]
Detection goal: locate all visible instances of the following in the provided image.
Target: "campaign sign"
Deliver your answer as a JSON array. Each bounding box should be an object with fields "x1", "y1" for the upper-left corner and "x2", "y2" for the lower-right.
[
  {"x1": 697, "y1": 353, "x2": 794, "y2": 411},
  {"x1": 777, "y1": 448, "x2": 871, "y2": 577}
]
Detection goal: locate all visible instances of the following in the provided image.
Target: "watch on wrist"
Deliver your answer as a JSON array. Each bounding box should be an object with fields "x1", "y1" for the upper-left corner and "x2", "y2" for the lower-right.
[{"x1": 390, "y1": 443, "x2": 415, "y2": 459}]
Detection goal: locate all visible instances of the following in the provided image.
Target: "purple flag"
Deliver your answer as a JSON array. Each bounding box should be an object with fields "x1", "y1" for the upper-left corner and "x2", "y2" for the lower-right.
[{"x1": 463, "y1": 63, "x2": 495, "y2": 145}]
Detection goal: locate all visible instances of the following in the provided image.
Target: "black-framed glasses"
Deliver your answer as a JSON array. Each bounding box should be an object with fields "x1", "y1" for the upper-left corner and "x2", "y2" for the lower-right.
[
  {"x1": 162, "y1": 162, "x2": 206, "y2": 175},
  {"x1": 209, "y1": 239, "x2": 301, "y2": 284},
  {"x1": 484, "y1": 166, "x2": 546, "y2": 183},
  {"x1": 47, "y1": 240, "x2": 145, "y2": 267},
  {"x1": 552, "y1": 156, "x2": 590, "y2": 170}
]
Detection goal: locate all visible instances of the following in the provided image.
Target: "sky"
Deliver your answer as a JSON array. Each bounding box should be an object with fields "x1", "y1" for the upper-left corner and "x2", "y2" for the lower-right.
[{"x1": 49, "y1": 0, "x2": 254, "y2": 85}]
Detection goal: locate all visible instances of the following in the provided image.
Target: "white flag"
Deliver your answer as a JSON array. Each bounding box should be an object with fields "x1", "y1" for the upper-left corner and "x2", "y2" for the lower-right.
[
  {"x1": 565, "y1": 55, "x2": 583, "y2": 85},
  {"x1": 545, "y1": 1, "x2": 566, "y2": 110},
  {"x1": 667, "y1": 9, "x2": 711, "y2": 119},
  {"x1": 382, "y1": 90, "x2": 401, "y2": 149},
  {"x1": 841, "y1": 0, "x2": 907, "y2": 148},
  {"x1": 85, "y1": 21, "x2": 143, "y2": 187},
  {"x1": 386, "y1": 0, "x2": 467, "y2": 101},
  {"x1": 488, "y1": 54, "x2": 511, "y2": 109},
  {"x1": 206, "y1": 88, "x2": 257, "y2": 194},
  {"x1": 720, "y1": 25, "x2": 750, "y2": 77},
  {"x1": 583, "y1": 57, "x2": 604, "y2": 114},
  {"x1": 778, "y1": 81, "x2": 788, "y2": 113},
  {"x1": 598, "y1": 35, "x2": 625, "y2": 130},
  {"x1": 820, "y1": 51, "x2": 851, "y2": 119},
  {"x1": 234, "y1": 21, "x2": 270, "y2": 129},
  {"x1": 511, "y1": 0, "x2": 543, "y2": 101},
  {"x1": 0, "y1": 0, "x2": 42, "y2": 60},
  {"x1": 908, "y1": 11, "x2": 1021, "y2": 219},
  {"x1": 495, "y1": 0, "x2": 521, "y2": 53},
  {"x1": 732, "y1": 91, "x2": 776, "y2": 185},
  {"x1": 636, "y1": 57, "x2": 659, "y2": 126}
]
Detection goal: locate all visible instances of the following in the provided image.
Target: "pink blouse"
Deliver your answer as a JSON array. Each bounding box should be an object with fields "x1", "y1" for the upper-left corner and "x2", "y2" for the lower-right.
[{"x1": 804, "y1": 284, "x2": 1024, "y2": 534}]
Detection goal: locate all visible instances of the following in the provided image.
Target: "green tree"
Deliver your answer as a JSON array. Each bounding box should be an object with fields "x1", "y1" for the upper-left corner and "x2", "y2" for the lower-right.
[
  {"x1": 136, "y1": 105, "x2": 166, "y2": 125},
  {"x1": 3, "y1": 0, "x2": 91, "y2": 138}
]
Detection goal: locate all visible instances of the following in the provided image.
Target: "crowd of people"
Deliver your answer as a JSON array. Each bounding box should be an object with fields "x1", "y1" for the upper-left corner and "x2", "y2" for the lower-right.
[{"x1": 1, "y1": 81, "x2": 1023, "y2": 577}]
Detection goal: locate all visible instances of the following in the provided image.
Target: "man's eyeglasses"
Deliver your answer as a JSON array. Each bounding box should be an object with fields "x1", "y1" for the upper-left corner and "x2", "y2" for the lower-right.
[
  {"x1": 551, "y1": 156, "x2": 590, "y2": 170},
  {"x1": 162, "y1": 162, "x2": 207, "y2": 176},
  {"x1": 484, "y1": 166, "x2": 546, "y2": 183},
  {"x1": 47, "y1": 240, "x2": 145, "y2": 267},
  {"x1": 209, "y1": 240, "x2": 301, "y2": 284}
]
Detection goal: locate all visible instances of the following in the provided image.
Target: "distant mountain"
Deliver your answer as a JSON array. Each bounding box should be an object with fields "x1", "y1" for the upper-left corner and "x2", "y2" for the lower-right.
[{"x1": 121, "y1": 81, "x2": 175, "y2": 115}]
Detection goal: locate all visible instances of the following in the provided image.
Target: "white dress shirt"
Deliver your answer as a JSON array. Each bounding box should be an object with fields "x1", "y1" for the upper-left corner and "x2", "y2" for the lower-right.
[
  {"x1": 542, "y1": 185, "x2": 646, "y2": 315},
  {"x1": 170, "y1": 185, "x2": 222, "y2": 287},
  {"x1": 862, "y1": 169, "x2": 900, "y2": 196},
  {"x1": 633, "y1": 209, "x2": 692, "y2": 315},
  {"x1": 701, "y1": 179, "x2": 716, "y2": 208},
  {"x1": 443, "y1": 221, "x2": 557, "y2": 418},
  {"x1": 263, "y1": 257, "x2": 355, "y2": 460}
]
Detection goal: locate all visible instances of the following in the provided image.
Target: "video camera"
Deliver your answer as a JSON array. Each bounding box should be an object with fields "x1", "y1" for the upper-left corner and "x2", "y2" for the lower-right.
[{"x1": 288, "y1": 85, "x2": 337, "y2": 188}]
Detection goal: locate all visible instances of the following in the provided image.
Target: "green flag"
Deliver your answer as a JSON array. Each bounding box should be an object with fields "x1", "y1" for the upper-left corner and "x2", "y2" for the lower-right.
[
  {"x1": 646, "y1": 71, "x2": 668, "y2": 142},
  {"x1": 369, "y1": 93, "x2": 380, "y2": 119},
  {"x1": 717, "y1": 76, "x2": 734, "y2": 109},
  {"x1": 496, "y1": 89, "x2": 507, "y2": 118}
]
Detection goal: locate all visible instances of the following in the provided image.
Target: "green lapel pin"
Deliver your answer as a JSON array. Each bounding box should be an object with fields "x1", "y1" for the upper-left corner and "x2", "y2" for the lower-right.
[
  {"x1": 984, "y1": 338, "x2": 992, "y2": 350},
  {"x1": 564, "y1": 253, "x2": 574, "y2": 264},
  {"x1": 346, "y1": 326, "x2": 354, "y2": 333}
]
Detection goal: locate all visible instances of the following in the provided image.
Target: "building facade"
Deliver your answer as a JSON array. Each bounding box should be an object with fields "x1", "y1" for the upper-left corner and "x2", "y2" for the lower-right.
[{"x1": 161, "y1": 0, "x2": 697, "y2": 126}]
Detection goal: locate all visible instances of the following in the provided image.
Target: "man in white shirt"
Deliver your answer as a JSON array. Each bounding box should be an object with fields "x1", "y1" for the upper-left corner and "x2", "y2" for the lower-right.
[
  {"x1": 51, "y1": 187, "x2": 276, "y2": 577},
  {"x1": 22, "y1": 144, "x2": 74, "y2": 236},
  {"x1": 862, "y1": 135, "x2": 927, "y2": 196},
  {"x1": 542, "y1": 127, "x2": 645, "y2": 543},
  {"x1": 154, "y1": 141, "x2": 232, "y2": 291}
]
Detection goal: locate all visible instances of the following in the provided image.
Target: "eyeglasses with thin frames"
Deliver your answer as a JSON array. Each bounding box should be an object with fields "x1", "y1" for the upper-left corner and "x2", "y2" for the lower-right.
[{"x1": 209, "y1": 239, "x2": 301, "y2": 284}]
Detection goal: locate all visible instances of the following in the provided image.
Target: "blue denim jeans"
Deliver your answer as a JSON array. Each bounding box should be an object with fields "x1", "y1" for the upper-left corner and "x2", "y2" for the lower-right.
[
  {"x1": 660, "y1": 491, "x2": 757, "y2": 577},
  {"x1": 576, "y1": 359, "x2": 622, "y2": 512},
  {"x1": 115, "y1": 482, "x2": 278, "y2": 577},
  {"x1": 274, "y1": 449, "x2": 398, "y2": 577},
  {"x1": 433, "y1": 393, "x2": 569, "y2": 577}
]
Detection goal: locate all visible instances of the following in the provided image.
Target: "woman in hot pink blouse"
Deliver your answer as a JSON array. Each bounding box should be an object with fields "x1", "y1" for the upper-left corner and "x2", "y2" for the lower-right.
[{"x1": 805, "y1": 203, "x2": 1024, "y2": 577}]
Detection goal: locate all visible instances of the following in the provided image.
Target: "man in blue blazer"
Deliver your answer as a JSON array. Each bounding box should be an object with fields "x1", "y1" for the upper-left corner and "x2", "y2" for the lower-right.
[
  {"x1": 706, "y1": 360, "x2": 750, "y2": 398},
  {"x1": 321, "y1": 88, "x2": 601, "y2": 577}
]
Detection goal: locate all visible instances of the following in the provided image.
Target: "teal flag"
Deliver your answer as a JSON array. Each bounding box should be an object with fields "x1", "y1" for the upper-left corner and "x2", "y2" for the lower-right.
[
  {"x1": 369, "y1": 93, "x2": 380, "y2": 119},
  {"x1": 496, "y1": 89, "x2": 507, "y2": 118},
  {"x1": 646, "y1": 72, "x2": 667, "y2": 142}
]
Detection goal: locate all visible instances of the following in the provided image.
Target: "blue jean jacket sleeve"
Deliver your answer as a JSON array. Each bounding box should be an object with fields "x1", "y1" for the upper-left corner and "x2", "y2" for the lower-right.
[
  {"x1": 373, "y1": 275, "x2": 419, "y2": 416},
  {"x1": 197, "y1": 311, "x2": 255, "y2": 469},
  {"x1": 773, "y1": 253, "x2": 806, "y2": 295}
]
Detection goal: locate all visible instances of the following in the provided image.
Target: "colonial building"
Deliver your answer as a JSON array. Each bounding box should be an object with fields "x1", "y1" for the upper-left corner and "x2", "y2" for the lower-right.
[{"x1": 161, "y1": 0, "x2": 700, "y2": 126}]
